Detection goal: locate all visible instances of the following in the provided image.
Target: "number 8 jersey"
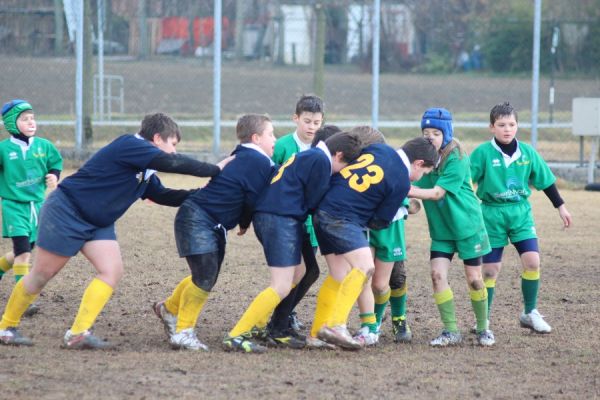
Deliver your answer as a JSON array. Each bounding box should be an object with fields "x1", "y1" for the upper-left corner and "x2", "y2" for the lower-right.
[{"x1": 317, "y1": 143, "x2": 410, "y2": 229}]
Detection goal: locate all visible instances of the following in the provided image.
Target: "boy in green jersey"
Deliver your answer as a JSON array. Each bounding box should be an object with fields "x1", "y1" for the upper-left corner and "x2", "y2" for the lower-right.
[
  {"x1": 410, "y1": 107, "x2": 494, "y2": 347},
  {"x1": 0, "y1": 100, "x2": 63, "y2": 317},
  {"x1": 470, "y1": 102, "x2": 572, "y2": 334}
]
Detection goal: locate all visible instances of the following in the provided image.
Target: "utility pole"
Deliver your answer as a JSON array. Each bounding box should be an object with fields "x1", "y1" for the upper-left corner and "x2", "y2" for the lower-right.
[{"x1": 549, "y1": 24, "x2": 560, "y2": 123}]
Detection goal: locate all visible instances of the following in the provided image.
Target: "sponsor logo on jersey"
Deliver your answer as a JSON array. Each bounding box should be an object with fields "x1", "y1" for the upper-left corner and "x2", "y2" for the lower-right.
[
  {"x1": 492, "y1": 159, "x2": 501, "y2": 167},
  {"x1": 516, "y1": 155, "x2": 530, "y2": 166},
  {"x1": 9, "y1": 151, "x2": 18, "y2": 160}
]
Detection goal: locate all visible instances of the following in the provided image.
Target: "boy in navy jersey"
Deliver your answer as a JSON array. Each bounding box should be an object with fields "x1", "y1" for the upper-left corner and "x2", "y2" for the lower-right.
[
  {"x1": 265, "y1": 124, "x2": 342, "y2": 347},
  {"x1": 311, "y1": 137, "x2": 437, "y2": 349},
  {"x1": 0, "y1": 113, "x2": 230, "y2": 348},
  {"x1": 224, "y1": 130, "x2": 362, "y2": 352},
  {"x1": 153, "y1": 114, "x2": 276, "y2": 352}
]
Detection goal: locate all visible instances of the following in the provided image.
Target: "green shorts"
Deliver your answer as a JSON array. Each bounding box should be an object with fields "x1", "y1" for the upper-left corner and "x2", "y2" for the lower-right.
[
  {"x1": 482, "y1": 202, "x2": 537, "y2": 248},
  {"x1": 369, "y1": 218, "x2": 406, "y2": 262},
  {"x1": 431, "y1": 226, "x2": 490, "y2": 260},
  {"x1": 1, "y1": 199, "x2": 42, "y2": 241}
]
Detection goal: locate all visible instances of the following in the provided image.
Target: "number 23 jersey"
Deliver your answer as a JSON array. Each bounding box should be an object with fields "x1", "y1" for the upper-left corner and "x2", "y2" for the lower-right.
[{"x1": 317, "y1": 143, "x2": 410, "y2": 228}]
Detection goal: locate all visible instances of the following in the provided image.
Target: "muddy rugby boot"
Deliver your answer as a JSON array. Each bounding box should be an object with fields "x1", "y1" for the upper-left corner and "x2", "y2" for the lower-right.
[
  {"x1": 153, "y1": 301, "x2": 177, "y2": 338},
  {"x1": 430, "y1": 330, "x2": 463, "y2": 347},
  {"x1": 392, "y1": 316, "x2": 412, "y2": 343},
  {"x1": 520, "y1": 309, "x2": 551, "y2": 333},
  {"x1": 222, "y1": 332, "x2": 267, "y2": 353},
  {"x1": 62, "y1": 330, "x2": 112, "y2": 350},
  {"x1": 353, "y1": 326, "x2": 379, "y2": 347},
  {"x1": 0, "y1": 327, "x2": 33, "y2": 346},
  {"x1": 170, "y1": 328, "x2": 209, "y2": 351},
  {"x1": 317, "y1": 325, "x2": 362, "y2": 350},
  {"x1": 477, "y1": 329, "x2": 495, "y2": 346}
]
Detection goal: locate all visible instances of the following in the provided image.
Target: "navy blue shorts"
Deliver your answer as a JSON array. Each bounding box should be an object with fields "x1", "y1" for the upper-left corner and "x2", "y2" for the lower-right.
[
  {"x1": 313, "y1": 209, "x2": 369, "y2": 256},
  {"x1": 37, "y1": 189, "x2": 116, "y2": 257},
  {"x1": 253, "y1": 212, "x2": 303, "y2": 267},
  {"x1": 175, "y1": 201, "x2": 226, "y2": 258}
]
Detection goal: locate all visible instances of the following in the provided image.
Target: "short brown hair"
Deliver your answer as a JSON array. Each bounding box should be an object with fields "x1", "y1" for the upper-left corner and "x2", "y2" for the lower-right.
[
  {"x1": 402, "y1": 137, "x2": 438, "y2": 167},
  {"x1": 349, "y1": 125, "x2": 386, "y2": 147},
  {"x1": 236, "y1": 114, "x2": 272, "y2": 143},
  {"x1": 311, "y1": 124, "x2": 342, "y2": 147},
  {"x1": 138, "y1": 113, "x2": 181, "y2": 142},
  {"x1": 324, "y1": 132, "x2": 362, "y2": 162}
]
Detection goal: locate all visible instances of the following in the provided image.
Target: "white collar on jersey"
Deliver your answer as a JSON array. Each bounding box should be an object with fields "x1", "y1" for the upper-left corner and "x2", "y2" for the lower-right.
[
  {"x1": 241, "y1": 143, "x2": 275, "y2": 166},
  {"x1": 293, "y1": 131, "x2": 312, "y2": 152},
  {"x1": 396, "y1": 148, "x2": 411, "y2": 171},
  {"x1": 490, "y1": 138, "x2": 522, "y2": 168},
  {"x1": 314, "y1": 140, "x2": 333, "y2": 174},
  {"x1": 10, "y1": 136, "x2": 35, "y2": 158},
  {"x1": 392, "y1": 149, "x2": 411, "y2": 221}
]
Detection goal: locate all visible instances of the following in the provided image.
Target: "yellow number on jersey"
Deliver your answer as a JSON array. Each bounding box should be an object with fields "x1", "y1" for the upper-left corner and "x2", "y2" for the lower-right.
[
  {"x1": 339, "y1": 153, "x2": 384, "y2": 192},
  {"x1": 271, "y1": 154, "x2": 296, "y2": 184}
]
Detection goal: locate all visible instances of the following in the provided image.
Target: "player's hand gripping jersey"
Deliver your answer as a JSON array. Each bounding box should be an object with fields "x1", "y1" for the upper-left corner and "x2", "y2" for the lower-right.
[
  {"x1": 187, "y1": 144, "x2": 275, "y2": 230},
  {"x1": 317, "y1": 143, "x2": 410, "y2": 229},
  {"x1": 470, "y1": 139, "x2": 555, "y2": 206},
  {"x1": 255, "y1": 141, "x2": 332, "y2": 221},
  {"x1": 414, "y1": 148, "x2": 484, "y2": 241}
]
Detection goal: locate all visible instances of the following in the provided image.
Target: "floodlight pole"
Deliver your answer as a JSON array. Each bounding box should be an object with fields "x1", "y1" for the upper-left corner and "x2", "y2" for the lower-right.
[
  {"x1": 530, "y1": 0, "x2": 542, "y2": 149},
  {"x1": 75, "y1": 0, "x2": 84, "y2": 153},
  {"x1": 371, "y1": 0, "x2": 380, "y2": 129},
  {"x1": 98, "y1": 0, "x2": 105, "y2": 121},
  {"x1": 213, "y1": 0, "x2": 222, "y2": 157}
]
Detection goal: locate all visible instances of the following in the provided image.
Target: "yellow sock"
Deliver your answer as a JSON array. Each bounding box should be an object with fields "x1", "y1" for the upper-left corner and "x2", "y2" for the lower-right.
[
  {"x1": 229, "y1": 287, "x2": 281, "y2": 338},
  {"x1": 0, "y1": 279, "x2": 38, "y2": 329},
  {"x1": 70, "y1": 278, "x2": 114, "y2": 334},
  {"x1": 310, "y1": 275, "x2": 341, "y2": 337},
  {"x1": 0, "y1": 256, "x2": 12, "y2": 273},
  {"x1": 13, "y1": 263, "x2": 30, "y2": 282},
  {"x1": 328, "y1": 268, "x2": 368, "y2": 327},
  {"x1": 164, "y1": 275, "x2": 192, "y2": 315},
  {"x1": 176, "y1": 283, "x2": 209, "y2": 332}
]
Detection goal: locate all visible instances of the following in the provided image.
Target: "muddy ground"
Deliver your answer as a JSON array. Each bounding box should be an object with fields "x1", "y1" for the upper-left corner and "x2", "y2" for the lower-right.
[{"x1": 0, "y1": 172, "x2": 598, "y2": 399}]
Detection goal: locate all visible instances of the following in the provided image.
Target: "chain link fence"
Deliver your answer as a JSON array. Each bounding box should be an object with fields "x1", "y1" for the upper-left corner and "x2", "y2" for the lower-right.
[{"x1": 1, "y1": 1, "x2": 599, "y2": 163}]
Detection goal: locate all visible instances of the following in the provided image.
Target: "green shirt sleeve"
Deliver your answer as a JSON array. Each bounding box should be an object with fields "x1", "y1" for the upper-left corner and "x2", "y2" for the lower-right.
[
  {"x1": 436, "y1": 150, "x2": 467, "y2": 195},
  {"x1": 528, "y1": 148, "x2": 556, "y2": 190},
  {"x1": 46, "y1": 141, "x2": 63, "y2": 172},
  {"x1": 469, "y1": 145, "x2": 485, "y2": 185}
]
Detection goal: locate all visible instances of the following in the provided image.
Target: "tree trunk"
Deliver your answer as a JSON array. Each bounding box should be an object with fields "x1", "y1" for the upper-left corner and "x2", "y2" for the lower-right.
[
  {"x1": 313, "y1": 3, "x2": 326, "y2": 97},
  {"x1": 234, "y1": 0, "x2": 246, "y2": 60},
  {"x1": 83, "y1": 0, "x2": 93, "y2": 148},
  {"x1": 54, "y1": 0, "x2": 64, "y2": 56}
]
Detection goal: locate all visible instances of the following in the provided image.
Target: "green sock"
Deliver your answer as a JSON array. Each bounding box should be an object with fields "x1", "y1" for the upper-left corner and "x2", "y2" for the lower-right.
[
  {"x1": 484, "y1": 278, "x2": 496, "y2": 316},
  {"x1": 434, "y1": 288, "x2": 458, "y2": 333},
  {"x1": 390, "y1": 286, "x2": 407, "y2": 319},
  {"x1": 521, "y1": 270, "x2": 540, "y2": 314},
  {"x1": 359, "y1": 312, "x2": 378, "y2": 334},
  {"x1": 374, "y1": 289, "x2": 390, "y2": 326},
  {"x1": 470, "y1": 287, "x2": 488, "y2": 332}
]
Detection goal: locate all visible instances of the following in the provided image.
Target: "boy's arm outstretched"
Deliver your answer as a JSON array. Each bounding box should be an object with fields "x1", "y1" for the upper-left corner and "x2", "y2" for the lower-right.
[{"x1": 147, "y1": 152, "x2": 234, "y2": 177}]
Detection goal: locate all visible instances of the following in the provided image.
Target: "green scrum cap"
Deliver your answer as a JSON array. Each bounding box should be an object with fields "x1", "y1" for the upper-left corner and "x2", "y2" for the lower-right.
[{"x1": 2, "y1": 99, "x2": 33, "y2": 135}]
